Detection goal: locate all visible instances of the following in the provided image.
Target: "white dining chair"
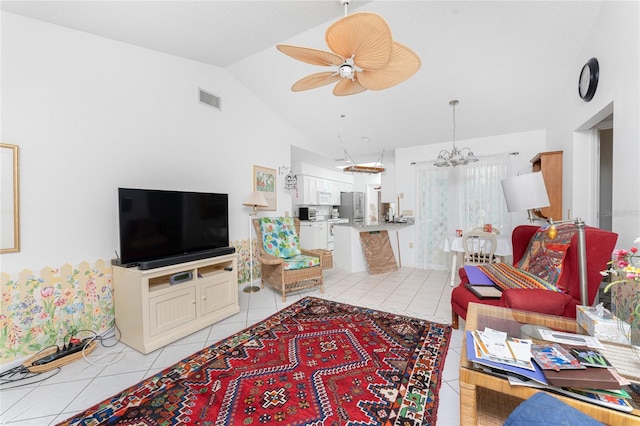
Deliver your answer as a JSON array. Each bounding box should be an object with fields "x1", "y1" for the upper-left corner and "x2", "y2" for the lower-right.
[{"x1": 462, "y1": 230, "x2": 497, "y2": 265}]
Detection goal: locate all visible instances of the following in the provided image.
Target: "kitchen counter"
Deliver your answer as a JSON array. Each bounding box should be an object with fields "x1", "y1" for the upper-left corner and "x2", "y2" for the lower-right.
[
  {"x1": 333, "y1": 222, "x2": 412, "y2": 273},
  {"x1": 332, "y1": 222, "x2": 410, "y2": 231}
]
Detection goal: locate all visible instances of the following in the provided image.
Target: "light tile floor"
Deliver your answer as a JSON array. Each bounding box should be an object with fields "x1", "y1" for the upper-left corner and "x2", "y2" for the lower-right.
[{"x1": 1, "y1": 267, "x2": 464, "y2": 425}]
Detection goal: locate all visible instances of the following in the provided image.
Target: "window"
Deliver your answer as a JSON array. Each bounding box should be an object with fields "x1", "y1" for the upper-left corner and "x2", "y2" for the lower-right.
[{"x1": 415, "y1": 155, "x2": 510, "y2": 270}]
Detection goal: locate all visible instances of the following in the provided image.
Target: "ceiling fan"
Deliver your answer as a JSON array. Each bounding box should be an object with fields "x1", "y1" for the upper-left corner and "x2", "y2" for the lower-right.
[{"x1": 276, "y1": 0, "x2": 421, "y2": 96}]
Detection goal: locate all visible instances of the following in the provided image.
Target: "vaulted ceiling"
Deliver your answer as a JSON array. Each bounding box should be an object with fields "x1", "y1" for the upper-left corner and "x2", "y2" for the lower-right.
[{"x1": 2, "y1": 1, "x2": 605, "y2": 164}]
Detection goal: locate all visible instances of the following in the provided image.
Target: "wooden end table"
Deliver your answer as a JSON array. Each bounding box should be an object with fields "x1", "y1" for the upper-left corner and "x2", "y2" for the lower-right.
[{"x1": 460, "y1": 303, "x2": 640, "y2": 425}]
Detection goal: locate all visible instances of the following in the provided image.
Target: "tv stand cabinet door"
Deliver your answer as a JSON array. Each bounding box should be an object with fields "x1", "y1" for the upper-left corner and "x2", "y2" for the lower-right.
[
  {"x1": 199, "y1": 272, "x2": 237, "y2": 317},
  {"x1": 148, "y1": 286, "x2": 197, "y2": 337}
]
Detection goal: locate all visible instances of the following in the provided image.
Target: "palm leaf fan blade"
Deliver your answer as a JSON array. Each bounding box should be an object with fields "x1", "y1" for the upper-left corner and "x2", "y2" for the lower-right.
[
  {"x1": 276, "y1": 45, "x2": 344, "y2": 66},
  {"x1": 333, "y1": 77, "x2": 367, "y2": 96},
  {"x1": 325, "y1": 12, "x2": 392, "y2": 71},
  {"x1": 357, "y1": 42, "x2": 421, "y2": 91},
  {"x1": 292, "y1": 72, "x2": 342, "y2": 92}
]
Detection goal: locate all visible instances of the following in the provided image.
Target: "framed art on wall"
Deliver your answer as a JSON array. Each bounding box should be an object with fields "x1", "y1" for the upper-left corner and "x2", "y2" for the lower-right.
[
  {"x1": 1, "y1": 143, "x2": 20, "y2": 253},
  {"x1": 253, "y1": 165, "x2": 276, "y2": 210}
]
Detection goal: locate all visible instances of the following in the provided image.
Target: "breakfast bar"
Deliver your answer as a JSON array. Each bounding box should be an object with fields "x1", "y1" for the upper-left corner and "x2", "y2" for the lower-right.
[{"x1": 333, "y1": 223, "x2": 410, "y2": 273}]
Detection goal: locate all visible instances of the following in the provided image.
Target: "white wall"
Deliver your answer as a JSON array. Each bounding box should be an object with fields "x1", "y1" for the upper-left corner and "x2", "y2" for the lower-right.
[
  {"x1": 0, "y1": 13, "x2": 312, "y2": 273},
  {"x1": 394, "y1": 130, "x2": 546, "y2": 267},
  {"x1": 545, "y1": 1, "x2": 639, "y2": 248},
  {"x1": 393, "y1": 2, "x2": 640, "y2": 264}
]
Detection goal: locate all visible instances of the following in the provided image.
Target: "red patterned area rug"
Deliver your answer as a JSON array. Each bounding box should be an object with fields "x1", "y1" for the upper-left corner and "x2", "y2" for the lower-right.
[{"x1": 59, "y1": 297, "x2": 452, "y2": 425}]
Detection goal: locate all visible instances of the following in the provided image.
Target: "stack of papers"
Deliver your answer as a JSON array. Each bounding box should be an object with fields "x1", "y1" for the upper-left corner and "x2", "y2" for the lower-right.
[
  {"x1": 466, "y1": 328, "x2": 636, "y2": 413},
  {"x1": 472, "y1": 328, "x2": 535, "y2": 370},
  {"x1": 466, "y1": 329, "x2": 548, "y2": 385}
]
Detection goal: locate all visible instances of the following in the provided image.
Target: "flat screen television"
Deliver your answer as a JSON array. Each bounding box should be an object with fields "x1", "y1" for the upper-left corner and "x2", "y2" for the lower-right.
[{"x1": 117, "y1": 188, "x2": 233, "y2": 269}]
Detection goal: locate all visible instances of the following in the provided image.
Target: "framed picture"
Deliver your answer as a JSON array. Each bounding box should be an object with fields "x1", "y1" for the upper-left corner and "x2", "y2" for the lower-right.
[
  {"x1": 253, "y1": 165, "x2": 276, "y2": 211},
  {"x1": 1, "y1": 143, "x2": 20, "y2": 253}
]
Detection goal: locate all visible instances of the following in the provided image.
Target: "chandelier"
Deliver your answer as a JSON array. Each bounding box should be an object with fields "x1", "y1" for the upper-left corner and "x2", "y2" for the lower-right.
[{"x1": 434, "y1": 100, "x2": 479, "y2": 167}]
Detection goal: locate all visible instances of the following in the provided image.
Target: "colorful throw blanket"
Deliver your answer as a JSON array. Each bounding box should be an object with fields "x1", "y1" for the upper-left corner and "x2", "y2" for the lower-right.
[
  {"x1": 478, "y1": 263, "x2": 563, "y2": 293},
  {"x1": 516, "y1": 223, "x2": 577, "y2": 286}
]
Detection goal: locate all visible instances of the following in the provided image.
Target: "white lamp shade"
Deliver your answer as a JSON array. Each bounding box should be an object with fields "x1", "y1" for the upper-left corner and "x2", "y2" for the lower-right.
[
  {"x1": 242, "y1": 191, "x2": 268, "y2": 208},
  {"x1": 501, "y1": 172, "x2": 550, "y2": 212}
]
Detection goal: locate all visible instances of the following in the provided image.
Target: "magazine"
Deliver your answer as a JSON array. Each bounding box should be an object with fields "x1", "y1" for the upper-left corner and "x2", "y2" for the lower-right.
[
  {"x1": 506, "y1": 376, "x2": 633, "y2": 413},
  {"x1": 537, "y1": 329, "x2": 604, "y2": 349},
  {"x1": 531, "y1": 343, "x2": 585, "y2": 371},
  {"x1": 569, "y1": 348, "x2": 613, "y2": 368},
  {"x1": 472, "y1": 328, "x2": 535, "y2": 371},
  {"x1": 465, "y1": 331, "x2": 548, "y2": 385},
  {"x1": 555, "y1": 388, "x2": 634, "y2": 413}
]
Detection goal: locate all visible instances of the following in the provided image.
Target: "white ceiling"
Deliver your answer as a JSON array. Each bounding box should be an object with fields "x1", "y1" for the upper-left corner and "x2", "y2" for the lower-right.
[{"x1": 2, "y1": 0, "x2": 605, "y2": 164}]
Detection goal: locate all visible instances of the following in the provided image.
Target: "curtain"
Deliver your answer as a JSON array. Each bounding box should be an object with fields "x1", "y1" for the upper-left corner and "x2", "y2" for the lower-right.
[{"x1": 416, "y1": 155, "x2": 511, "y2": 270}]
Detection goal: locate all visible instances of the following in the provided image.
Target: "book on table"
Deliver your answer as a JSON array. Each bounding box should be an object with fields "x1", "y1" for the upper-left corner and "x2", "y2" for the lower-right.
[
  {"x1": 569, "y1": 348, "x2": 613, "y2": 368},
  {"x1": 472, "y1": 328, "x2": 536, "y2": 370},
  {"x1": 553, "y1": 388, "x2": 634, "y2": 413},
  {"x1": 506, "y1": 375, "x2": 634, "y2": 413},
  {"x1": 542, "y1": 364, "x2": 622, "y2": 390},
  {"x1": 531, "y1": 343, "x2": 585, "y2": 370}
]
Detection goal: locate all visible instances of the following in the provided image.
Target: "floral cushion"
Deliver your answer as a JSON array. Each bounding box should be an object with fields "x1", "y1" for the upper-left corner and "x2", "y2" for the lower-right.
[
  {"x1": 259, "y1": 217, "x2": 302, "y2": 259},
  {"x1": 283, "y1": 255, "x2": 321, "y2": 271}
]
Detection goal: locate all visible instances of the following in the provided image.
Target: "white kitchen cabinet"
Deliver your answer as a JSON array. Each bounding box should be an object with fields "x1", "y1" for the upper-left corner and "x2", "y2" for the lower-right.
[
  {"x1": 293, "y1": 175, "x2": 352, "y2": 206},
  {"x1": 293, "y1": 175, "x2": 318, "y2": 205},
  {"x1": 336, "y1": 182, "x2": 353, "y2": 205},
  {"x1": 299, "y1": 221, "x2": 328, "y2": 249}
]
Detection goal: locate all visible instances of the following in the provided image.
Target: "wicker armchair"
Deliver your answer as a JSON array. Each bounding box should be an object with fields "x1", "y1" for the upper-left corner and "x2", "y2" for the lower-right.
[{"x1": 252, "y1": 217, "x2": 324, "y2": 302}]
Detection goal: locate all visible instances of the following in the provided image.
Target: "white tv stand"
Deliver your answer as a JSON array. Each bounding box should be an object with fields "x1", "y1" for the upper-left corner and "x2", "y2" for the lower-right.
[{"x1": 112, "y1": 253, "x2": 239, "y2": 354}]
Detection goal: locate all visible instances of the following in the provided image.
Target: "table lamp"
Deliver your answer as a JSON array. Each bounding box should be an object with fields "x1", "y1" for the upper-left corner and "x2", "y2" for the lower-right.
[
  {"x1": 242, "y1": 191, "x2": 268, "y2": 293},
  {"x1": 501, "y1": 172, "x2": 550, "y2": 222}
]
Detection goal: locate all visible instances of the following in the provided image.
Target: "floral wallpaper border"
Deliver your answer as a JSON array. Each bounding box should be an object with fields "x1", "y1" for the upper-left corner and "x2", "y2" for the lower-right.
[
  {"x1": 1, "y1": 244, "x2": 258, "y2": 364},
  {"x1": 1, "y1": 260, "x2": 114, "y2": 363}
]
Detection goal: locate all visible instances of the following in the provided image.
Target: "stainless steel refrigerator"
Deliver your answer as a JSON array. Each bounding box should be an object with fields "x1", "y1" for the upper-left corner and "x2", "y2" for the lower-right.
[{"x1": 338, "y1": 192, "x2": 364, "y2": 225}]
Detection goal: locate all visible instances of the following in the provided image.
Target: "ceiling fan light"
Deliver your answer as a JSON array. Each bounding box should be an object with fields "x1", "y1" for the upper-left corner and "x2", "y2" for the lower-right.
[{"x1": 339, "y1": 64, "x2": 354, "y2": 79}]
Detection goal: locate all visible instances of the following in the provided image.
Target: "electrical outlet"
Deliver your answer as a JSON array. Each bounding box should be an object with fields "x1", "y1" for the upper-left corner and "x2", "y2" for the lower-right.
[
  {"x1": 408, "y1": 242, "x2": 413, "y2": 248},
  {"x1": 285, "y1": 211, "x2": 290, "y2": 217}
]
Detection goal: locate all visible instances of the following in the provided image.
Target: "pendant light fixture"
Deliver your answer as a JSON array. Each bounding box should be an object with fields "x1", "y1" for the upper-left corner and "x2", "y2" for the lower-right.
[{"x1": 434, "y1": 100, "x2": 479, "y2": 167}]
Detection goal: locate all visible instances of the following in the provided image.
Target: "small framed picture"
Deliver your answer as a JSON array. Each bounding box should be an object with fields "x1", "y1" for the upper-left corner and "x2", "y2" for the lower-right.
[
  {"x1": 253, "y1": 165, "x2": 276, "y2": 211},
  {"x1": 1, "y1": 143, "x2": 20, "y2": 253}
]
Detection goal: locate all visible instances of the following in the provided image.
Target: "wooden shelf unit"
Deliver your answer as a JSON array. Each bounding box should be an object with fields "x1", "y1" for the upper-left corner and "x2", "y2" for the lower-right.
[
  {"x1": 531, "y1": 150, "x2": 563, "y2": 221},
  {"x1": 113, "y1": 253, "x2": 239, "y2": 354}
]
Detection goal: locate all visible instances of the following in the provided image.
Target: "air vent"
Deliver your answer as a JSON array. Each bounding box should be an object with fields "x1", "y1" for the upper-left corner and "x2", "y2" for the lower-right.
[{"x1": 199, "y1": 88, "x2": 221, "y2": 111}]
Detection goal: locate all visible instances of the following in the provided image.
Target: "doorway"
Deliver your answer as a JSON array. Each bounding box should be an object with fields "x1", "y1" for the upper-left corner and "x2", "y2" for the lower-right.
[
  {"x1": 366, "y1": 184, "x2": 381, "y2": 224},
  {"x1": 598, "y1": 127, "x2": 613, "y2": 231}
]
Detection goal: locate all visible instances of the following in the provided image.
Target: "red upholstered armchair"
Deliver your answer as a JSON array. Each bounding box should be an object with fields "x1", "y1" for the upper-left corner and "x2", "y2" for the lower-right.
[{"x1": 450, "y1": 225, "x2": 618, "y2": 329}]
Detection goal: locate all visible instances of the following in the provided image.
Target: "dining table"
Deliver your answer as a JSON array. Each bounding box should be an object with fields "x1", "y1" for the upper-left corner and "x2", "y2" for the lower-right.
[{"x1": 442, "y1": 234, "x2": 513, "y2": 286}]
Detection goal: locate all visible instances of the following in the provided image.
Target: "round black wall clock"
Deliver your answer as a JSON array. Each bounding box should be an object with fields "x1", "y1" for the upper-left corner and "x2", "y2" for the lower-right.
[{"x1": 578, "y1": 57, "x2": 599, "y2": 102}]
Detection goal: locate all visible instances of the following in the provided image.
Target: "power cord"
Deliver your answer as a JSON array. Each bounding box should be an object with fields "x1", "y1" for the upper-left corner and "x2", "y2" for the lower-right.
[
  {"x1": 0, "y1": 365, "x2": 61, "y2": 389},
  {"x1": 0, "y1": 322, "x2": 125, "y2": 389},
  {"x1": 78, "y1": 321, "x2": 127, "y2": 367}
]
